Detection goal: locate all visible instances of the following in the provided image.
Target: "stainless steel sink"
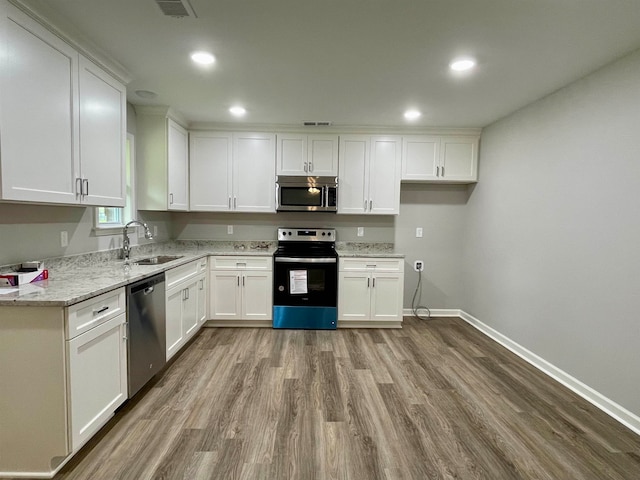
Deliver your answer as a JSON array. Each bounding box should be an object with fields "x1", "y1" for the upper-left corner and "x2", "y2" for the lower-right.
[{"x1": 134, "y1": 255, "x2": 183, "y2": 265}]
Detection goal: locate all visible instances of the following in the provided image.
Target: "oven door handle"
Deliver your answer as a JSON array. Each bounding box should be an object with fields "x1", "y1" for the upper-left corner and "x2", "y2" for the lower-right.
[{"x1": 275, "y1": 257, "x2": 337, "y2": 264}]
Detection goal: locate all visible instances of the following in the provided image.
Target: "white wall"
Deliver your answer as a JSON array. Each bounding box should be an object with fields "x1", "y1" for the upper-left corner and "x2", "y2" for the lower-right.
[{"x1": 462, "y1": 49, "x2": 640, "y2": 416}]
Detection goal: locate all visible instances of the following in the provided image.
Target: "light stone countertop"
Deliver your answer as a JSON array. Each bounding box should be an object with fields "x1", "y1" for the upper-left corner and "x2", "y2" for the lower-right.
[{"x1": 0, "y1": 241, "x2": 403, "y2": 307}]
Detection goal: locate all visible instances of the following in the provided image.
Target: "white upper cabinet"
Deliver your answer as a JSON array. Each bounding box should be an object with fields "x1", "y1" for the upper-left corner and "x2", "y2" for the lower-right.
[
  {"x1": 136, "y1": 107, "x2": 189, "y2": 211},
  {"x1": 233, "y1": 132, "x2": 276, "y2": 212},
  {"x1": 189, "y1": 131, "x2": 276, "y2": 213},
  {"x1": 276, "y1": 134, "x2": 338, "y2": 176},
  {"x1": 190, "y1": 132, "x2": 232, "y2": 211},
  {"x1": 0, "y1": 1, "x2": 126, "y2": 206},
  {"x1": 167, "y1": 119, "x2": 189, "y2": 210},
  {"x1": 78, "y1": 56, "x2": 126, "y2": 206},
  {"x1": 402, "y1": 135, "x2": 479, "y2": 183},
  {"x1": 338, "y1": 135, "x2": 401, "y2": 215}
]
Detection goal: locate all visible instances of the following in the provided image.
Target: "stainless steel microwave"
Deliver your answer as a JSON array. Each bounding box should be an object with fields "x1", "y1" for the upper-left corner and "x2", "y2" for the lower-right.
[{"x1": 276, "y1": 176, "x2": 338, "y2": 212}]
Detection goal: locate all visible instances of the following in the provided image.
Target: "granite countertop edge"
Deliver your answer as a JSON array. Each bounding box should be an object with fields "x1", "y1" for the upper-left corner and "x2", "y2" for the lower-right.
[{"x1": 0, "y1": 241, "x2": 404, "y2": 307}]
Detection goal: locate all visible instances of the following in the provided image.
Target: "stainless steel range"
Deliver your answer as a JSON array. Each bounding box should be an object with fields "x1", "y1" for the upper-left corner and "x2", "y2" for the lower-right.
[{"x1": 273, "y1": 228, "x2": 338, "y2": 329}]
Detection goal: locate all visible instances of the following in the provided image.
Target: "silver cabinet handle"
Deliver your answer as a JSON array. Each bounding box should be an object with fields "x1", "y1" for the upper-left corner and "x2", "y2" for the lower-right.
[
  {"x1": 234, "y1": 197, "x2": 237, "y2": 209},
  {"x1": 364, "y1": 200, "x2": 368, "y2": 211},
  {"x1": 309, "y1": 162, "x2": 313, "y2": 172},
  {"x1": 441, "y1": 166, "x2": 445, "y2": 177},
  {"x1": 436, "y1": 166, "x2": 440, "y2": 177},
  {"x1": 170, "y1": 193, "x2": 174, "y2": 205},
  {"x1": 372, "y1": 277, "x2": 376, "y2": 288},
  {"x1": 228, "y1": 197, "x2": 231, "y2": 209},
  {"x1": 237, "y1": 276, "x2": 240, "y2": 287},
  {"x1": 93, "y1": 306, "x2": 109, "y2": 315},
  {"x1": 304, "y1": 162, "x2": 308, "y2": 172},
  {"x1": 76, "y1": 178, "x2": 82, "y2": 197},
  {"x1": 242, "y1": 276, "x2": 245, "y2": 287},
  {"x1": 367, "y1": 277, "x2": 370, "y2": 288},
  {"x1": 83, "y1": 179, "x2": 89, "y2": 196},
  {"x1": 199, "y1": 279, "x2": 204, "y2": 290},
  {"x1": 369, "y1": 199, "x2": 372, "y2": 211}
]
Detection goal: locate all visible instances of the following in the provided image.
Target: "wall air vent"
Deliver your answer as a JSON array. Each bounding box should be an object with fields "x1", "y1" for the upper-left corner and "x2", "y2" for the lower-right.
[
  {"x1": 303, "y1": 121, "x2": 333, "y2": 126},
  {"x1": 154, "y1": 0, "x2": 197, "y2": 18}
]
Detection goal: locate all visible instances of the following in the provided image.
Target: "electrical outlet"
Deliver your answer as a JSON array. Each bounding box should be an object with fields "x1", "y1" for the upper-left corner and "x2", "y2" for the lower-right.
[
  {"x1": 414, "y1": 260, "x2": 424, "y2": 272},
  {"x1": 416, "y1": 227, "x2": 423, "y2": 238},
  {"x1": 227, "y1": 225, "x2": 233, "y2": 235},
  {"x1": 357, "y1": 227, "x2": 364, "y2": 237},
  {"x1": 60, "y1": 231, "x2": 68, "y2": 247}
]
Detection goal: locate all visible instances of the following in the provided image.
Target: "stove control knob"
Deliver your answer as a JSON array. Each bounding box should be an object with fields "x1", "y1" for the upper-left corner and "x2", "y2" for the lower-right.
[{"x1": 322, "y1": 232, "x2": 326, "y2": 236}]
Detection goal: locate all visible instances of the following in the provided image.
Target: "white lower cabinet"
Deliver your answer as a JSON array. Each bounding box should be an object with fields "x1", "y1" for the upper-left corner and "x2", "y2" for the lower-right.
[
  {"x1": 209, "y1": 256, "x2": 272, "y2": 324},
  {"x1": 165, "y1": 258, "x2": 208, "y2": 360},
  {"x1": 338, "y1": 257, "x2": 404, "y2": 327},
  {"x1": 67, "y1": 313, "x2": 127, "y2": 452}
]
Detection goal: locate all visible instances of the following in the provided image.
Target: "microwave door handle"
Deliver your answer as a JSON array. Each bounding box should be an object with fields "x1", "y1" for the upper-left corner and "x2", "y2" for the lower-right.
[{"x1": 322, "y1": 185, "x2": 327, "y2": 208}]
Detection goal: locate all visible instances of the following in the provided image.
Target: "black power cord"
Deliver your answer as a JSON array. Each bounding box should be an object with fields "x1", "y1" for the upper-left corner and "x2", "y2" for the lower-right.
[{"x1": 411, "y1": 268, "x2": 431, "y2": 320}]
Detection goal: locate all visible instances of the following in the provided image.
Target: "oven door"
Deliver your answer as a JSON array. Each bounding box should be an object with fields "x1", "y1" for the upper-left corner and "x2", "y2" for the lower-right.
[
  {"x1": 273, "y1": 256, "x2": 338, "y2": 329},
  {"x1": 273, "y1": 257, "x2": 337, "y2": 307}
]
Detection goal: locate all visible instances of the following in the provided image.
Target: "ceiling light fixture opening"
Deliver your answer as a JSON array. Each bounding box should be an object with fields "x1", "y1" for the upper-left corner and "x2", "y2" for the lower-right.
[
  {"x1": 135, "y1": 89, "x2": 158, "y2": 99},
  {"x1": 190, "y1": 51, "x2": 215, "y2": 65},
  {"x1": 404, "y1": 109, "x2": 422, "y2": 121},
  {"x1": 450, "y1": 58, "x2": 476, "y2": 72},
  {"x1": 229, "y1": 106, "x2": 247, "y2": 117}
]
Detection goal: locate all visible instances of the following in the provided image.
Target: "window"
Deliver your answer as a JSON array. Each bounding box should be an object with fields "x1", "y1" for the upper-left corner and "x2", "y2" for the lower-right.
[{"x1": 94, "y1": 134, "x2": 135, "y2": 233}]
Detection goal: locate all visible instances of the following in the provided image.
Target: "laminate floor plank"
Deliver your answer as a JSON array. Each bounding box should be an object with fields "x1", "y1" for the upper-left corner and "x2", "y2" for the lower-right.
[{"x1": 45, "y1": 317, "x2": 640, "y2": 480}]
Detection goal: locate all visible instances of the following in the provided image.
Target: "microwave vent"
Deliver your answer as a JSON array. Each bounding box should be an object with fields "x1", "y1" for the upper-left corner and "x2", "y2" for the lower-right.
[
  {"x1": 303, "y1": 121, "x2": 332, "y2": 127},
  {"x1": 154, "y1": 0, "x2": 197, "y2": 18}
]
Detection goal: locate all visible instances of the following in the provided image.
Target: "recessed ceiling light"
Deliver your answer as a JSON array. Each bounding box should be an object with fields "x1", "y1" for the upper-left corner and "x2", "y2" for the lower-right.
[
  {"x1": 404, "y1": 109, "x2": 422, "y2": 120},
  {"x1": 190, "y1": 51, "x2": 215, "y2": 65},
  {"x1": 229, "y1": 106, "x2": 247, "y2": 117},
  {"x1": 450, "y1": 58, "x2": 476, "y2": 72},
  {"x1": 134, "y1": 89, "x2": 157, "y2": 99}
]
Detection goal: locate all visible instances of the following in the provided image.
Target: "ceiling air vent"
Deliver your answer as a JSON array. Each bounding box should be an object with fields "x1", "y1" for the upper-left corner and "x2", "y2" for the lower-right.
[
  {"x1": 154, "y1": 0, "x2": 197, "y2": 18},
  {"x1": 303, "y1": 121, "x2": 333, "y2": 127}
]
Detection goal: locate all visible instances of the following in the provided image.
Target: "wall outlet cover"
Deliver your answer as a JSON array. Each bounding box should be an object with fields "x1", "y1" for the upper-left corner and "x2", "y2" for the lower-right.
[
  {"x1": 357, "y1": 227, "x2": 364, "y2": 237},
  {"x1": 60, "y1": 231, "x2": 68, "y2": 247},
  {"x1": 227, "y1": 225, "x2": 233, "y2": 234},
  {"x1": 416, "y1": 227, "x2": 423, "y2": 238}
]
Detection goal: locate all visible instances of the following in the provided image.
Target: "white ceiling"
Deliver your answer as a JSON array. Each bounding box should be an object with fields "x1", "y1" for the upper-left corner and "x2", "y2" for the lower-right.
[{"x1": 21, "y1": 0, "x2": 640, "y2": 128}]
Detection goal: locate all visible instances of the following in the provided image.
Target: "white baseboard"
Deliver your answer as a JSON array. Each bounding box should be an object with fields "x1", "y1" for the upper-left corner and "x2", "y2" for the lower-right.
[
  {"x1": 402, "y1": 308, "x2": 461, "y2": 317},
  {"x1": 458, "y1": 309, "x2": 640, "y2": 437}
]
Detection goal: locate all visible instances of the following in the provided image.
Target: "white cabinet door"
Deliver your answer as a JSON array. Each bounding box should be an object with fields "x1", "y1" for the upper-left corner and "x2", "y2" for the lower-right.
[
  {"x1": 0, "y1": 3, "x2": 79, "y2": 204},
  {"x1": 209, "y1": 271, "x2": 242, "y2": 319},
  {"x1": 338, "y1": 136, "x2": 369, "y2": 214},
  {"x1": 369, "y1": 136, "x2": 401, "y2": 215},
  {"x1": 440, "y1": 136, "x2": 478, "y2": 182},
  {"x1": 233, "y1": 132, "x2": 276, "y2": 212},
  {"x1": 277, "y1": 134, "x2": 306, "y2": 175},
  {"x1": 78, "y1": 56, "x2": 126, "y2": 207},
  {"x1": 196, "y1": 274, "x2": 207, "y2": 325},
  {"x1": 242, "y1": 271, "x2": 273, "y2": 320},
  {"x1": 338, "y1": 272, "x2": 371, "y2": 321},
  {"x1": 190, "y1": 132, "x2": 233, "y2": 211},
  {"x1": 67, "y1": 314, "x2": 127, "y2": 452},
  {"x1": 370, "y1": 274, "x2": 403, "y2": 321},
  {"x1": 308, "y1": 135, "x2": 338, "y2": 176},
  {"x1": 402, "y1": 135, "x2": 440, "y2": 181},
  {"x1": 165, "y1": 284, "x2": 184, "y2": 360},
  {"x1": 167, "y1": 119, "x2": 189, "y2": 211},
  {"x1": 182, "y1": 281, "x2": 199, "y2": 340}
]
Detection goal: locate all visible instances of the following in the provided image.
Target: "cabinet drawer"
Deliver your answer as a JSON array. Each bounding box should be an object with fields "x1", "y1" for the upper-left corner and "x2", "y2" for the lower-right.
[
  {"x1": 339, "y1": 258, "x2": 404, "y2": 272},
  {"x1": 66, "y1": 287, "x2": 126, "y2": 339},
  {"x1": 210, "y1": 256, "x2": 272, "y2": 271},
  {"x1": 166, "y1": 260, "x2": 200, "y2": 289}
]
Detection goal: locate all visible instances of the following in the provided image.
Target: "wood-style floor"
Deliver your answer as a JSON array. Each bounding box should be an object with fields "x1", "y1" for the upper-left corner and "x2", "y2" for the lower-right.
[{"x1": 50, "y1": 317, "x2": 640, "y2": 480}]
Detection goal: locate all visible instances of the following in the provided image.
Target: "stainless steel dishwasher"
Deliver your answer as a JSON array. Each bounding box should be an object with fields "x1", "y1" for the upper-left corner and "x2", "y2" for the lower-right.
[{"x1": 126, "y1": 272, "x2": 166, "y2": 398}]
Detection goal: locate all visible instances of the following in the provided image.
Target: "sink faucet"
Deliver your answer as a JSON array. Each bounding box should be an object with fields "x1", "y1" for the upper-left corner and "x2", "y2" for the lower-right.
[{"x1": 122, "y1": 220, "x2": 153, "y2": 261}]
